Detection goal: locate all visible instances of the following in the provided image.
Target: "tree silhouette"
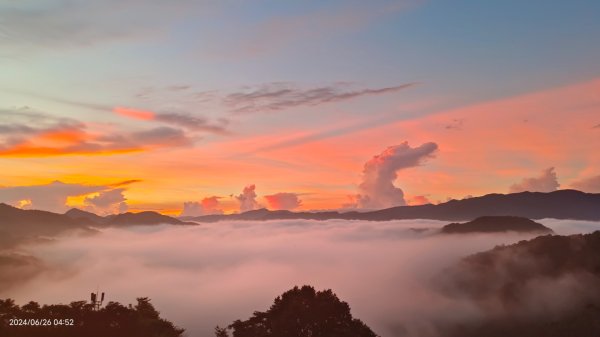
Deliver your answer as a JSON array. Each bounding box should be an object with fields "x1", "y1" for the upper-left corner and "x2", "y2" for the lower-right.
[
  {"x1": 217, "y1": 285, "x2": 379, "y2": 337},
  {"x1": 0, "y1": 297, "x2": 183, "y2": 337}
]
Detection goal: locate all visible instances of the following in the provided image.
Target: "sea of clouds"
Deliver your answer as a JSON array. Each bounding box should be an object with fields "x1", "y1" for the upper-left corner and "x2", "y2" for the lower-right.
[{"x1": 3, "y1": 218, "x2": 600, "y2": 337}]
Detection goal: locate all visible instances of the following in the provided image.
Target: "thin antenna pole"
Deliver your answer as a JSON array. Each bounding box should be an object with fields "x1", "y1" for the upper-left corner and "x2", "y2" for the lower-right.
[{"x1": 90, "y1": 287, "x2": 105, "y2": 311}]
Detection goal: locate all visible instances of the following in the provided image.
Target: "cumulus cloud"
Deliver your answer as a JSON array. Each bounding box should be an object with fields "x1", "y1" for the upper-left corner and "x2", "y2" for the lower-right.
[
  {"x1": 570, "y1": 175, "x2": 600, "y2": 193},
  {"x1": 509, "y1": 167, "x2": 560, "y2": 193},
  {"x1": 354, "y1": 142, "x2": 438, "y2": 209},
  {"x1": 0, "y1": 181, "x2": 107, "y2": 213},
  {"x1": 264, "y1": 192, "x2": 302, "y2": 210},
  {"x1": 0, "y1": 180, "x2": 140, "y2": 213},
  {"x1": 236, "y1": 185, "x2": 259, "y2": 213},
  {"x1": 180, "y1": 202, "x2": 203, "y2": 217},
  {"x1": 180, "y1": 196, "x2": 223, "y2": 217},
  {"x1": 408, "y1": 195, "x2": 431, "y2": 206},
  {"x1": 83, "y1": 188, "x2": 128, "y2": 215},
  {"x1": 224, "y1": 82, "x2": 416, "y2": 113}
]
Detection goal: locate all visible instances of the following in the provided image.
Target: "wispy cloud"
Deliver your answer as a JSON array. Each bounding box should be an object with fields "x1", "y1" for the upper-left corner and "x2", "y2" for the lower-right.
[
  {"x1": 114, "y1": 107, "x2": 229, "y2": 134},
  {"x1": 224, "y1": 82, "x2": 417, "y2": 113},
  {"x1": 109, "y1": 180, "x2": 143, "y2": 188},
  {"x1": 0, "y1": 0, "x2": 200, "y2": 54},
  {"x1": 0, "y1": 108, "x2": 194, "y2": 157},
  {"x1": 445, "y1": 118, "x2": 465, "y2": 130},
  {"x1": 1, "y1": 88, "x2": 228, "y2": 134},
  {"x1": 155, "y1": 112, "x2": 229, "y2": 134},
  {"x1": 208, "y1": 0, "x2": 421, "y2": 59}
]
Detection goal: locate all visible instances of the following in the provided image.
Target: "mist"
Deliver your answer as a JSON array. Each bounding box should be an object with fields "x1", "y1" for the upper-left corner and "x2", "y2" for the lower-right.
[{"x1": 2, "y1": 218, "x2": 599, "y2": 337}]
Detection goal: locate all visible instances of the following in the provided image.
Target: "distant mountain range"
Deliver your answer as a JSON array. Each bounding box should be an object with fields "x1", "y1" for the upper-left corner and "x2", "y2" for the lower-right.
[
  {"x1": 64, "y1": 208, "x2": 195, "y2": 226},
  {"x1": 0, "y1": 204, "x2": 194, "y2": 249},
  {"x1": 187, "y1": 189, "x2": 600, "y2": 222},
  {"x1": 0, "y1": 189, "x2": 598, "y2": 249}
]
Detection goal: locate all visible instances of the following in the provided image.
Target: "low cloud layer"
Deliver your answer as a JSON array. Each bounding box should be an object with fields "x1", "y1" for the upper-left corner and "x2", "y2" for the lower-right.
[
  {"x1": 4, "y1": 219, "x2": 599, "y2": 337},
  {"x1": 224, "y1": 82, "x2": 416, "y2": 113},
  {"x1": 355, "y1": 142, "x2": 438, "y2": 209},
  {"x1": 509, "y1": 167, "x2": 560, "y2": 193},
  {"x1": 264, "y1": 192, "x2": 302, "y2": 210}
]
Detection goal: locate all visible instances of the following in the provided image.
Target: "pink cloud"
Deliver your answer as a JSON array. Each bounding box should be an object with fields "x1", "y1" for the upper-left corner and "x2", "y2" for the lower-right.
[
  {"x1": 236, "y1": 185, "x2": 259, "y2": 213},
  {"x1": 355, "y1": 142, "x2": 438, "y2": 209},
  {"x1": 509, "y1": 167, "x2": 560, "y2": 193},
  {"x1": 408, "y1": 195, "x2": 431, "y2": 206},
  {"x1": 264, "y1": 193, "x2": 302, "y2": 210},
  {"x1": 113, "y1": 107, "x2": 156, "y2": 120}
]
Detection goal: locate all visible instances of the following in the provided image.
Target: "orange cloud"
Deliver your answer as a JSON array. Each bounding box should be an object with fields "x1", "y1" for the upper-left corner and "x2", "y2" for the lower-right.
[
  {"x1": 407, "y1": 195, "x2": 431, "y2": 206},
  {"x1": 113, "y1": 106, "x2": 156, "y2": 120},
  {"x1": 0, "y1": 144, "x2": 143, "y2": 157},
  {"x1": 39, "y1": 129, "x2": 88, "y2": 144}
]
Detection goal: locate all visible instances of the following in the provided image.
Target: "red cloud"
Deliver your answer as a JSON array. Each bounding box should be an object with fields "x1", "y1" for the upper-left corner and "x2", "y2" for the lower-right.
[
  {"x1": 113, "y1": 107, "x2": 156, "y2": 120},
  {"x1": 264, "y1": 192, "x2": 302, "y2": 210}
]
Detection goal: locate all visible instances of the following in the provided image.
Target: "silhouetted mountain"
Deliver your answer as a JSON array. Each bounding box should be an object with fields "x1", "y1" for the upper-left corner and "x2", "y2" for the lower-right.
[
  {"x1": 189, "y1": 190, "x2": 600, "y2": 222},
  {"x1": 440, "y1": 216, "x2": 553, "y2": 234},
  {"x1": 64, "y1": 208, "x2": 105, "y2": 224},
  {"x1": 187, "y1": 208, "x2": 347, "y2": 222},
  {"x1": 0, "y1": 204, "x2": 195, "y2": 249},
  {"x1": 0, "y1": 203, "x2": 94, "y2": 248},
  {"x1": 0, "y1": 203, "x2": 85, "y2": 233},
  {"x1": 105, "y1": 211, "x2": 196, "y2": 226},
  {"x1": 437, "y1": 230, "x2": 600, "y2": 337}
]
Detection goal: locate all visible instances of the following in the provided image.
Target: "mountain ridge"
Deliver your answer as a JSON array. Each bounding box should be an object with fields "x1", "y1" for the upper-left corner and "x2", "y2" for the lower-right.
[
  {"x1": 187, "y1": 189, "x2": 600, "y2": 222},
  {"x1": 440, "y1": 216, "x2": 553, "y2": 234},
  {"x1": 0, "y1": 204, "x2": 195, "y2": 249}
]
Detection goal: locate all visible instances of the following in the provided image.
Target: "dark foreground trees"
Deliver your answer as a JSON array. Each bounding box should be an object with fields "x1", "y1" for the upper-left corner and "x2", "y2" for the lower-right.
[
  {"x1": 216, "y1": 285, "x2": 379, "y2": 337},
  {"x1": 0, "y1": 297, "x2": 183, "y2": 337}
]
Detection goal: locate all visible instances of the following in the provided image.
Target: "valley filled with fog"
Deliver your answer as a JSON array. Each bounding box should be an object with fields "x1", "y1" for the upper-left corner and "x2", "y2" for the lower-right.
[{"x1": 2, "y1": 219, "x2": 600, "y2": 337}]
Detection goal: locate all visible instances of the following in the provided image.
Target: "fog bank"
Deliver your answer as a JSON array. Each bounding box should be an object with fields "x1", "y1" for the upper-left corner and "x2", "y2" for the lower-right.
[{"x1": 3, "y1": 219, "x2": 599, "y2": 336}]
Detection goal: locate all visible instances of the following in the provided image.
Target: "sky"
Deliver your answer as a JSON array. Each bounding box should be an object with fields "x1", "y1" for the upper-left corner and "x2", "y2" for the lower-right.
[{"x1": 1, "y1": 0, "x2": 599, "y2": 215}]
